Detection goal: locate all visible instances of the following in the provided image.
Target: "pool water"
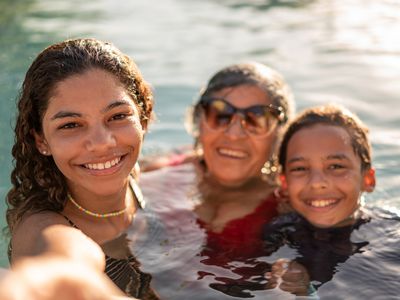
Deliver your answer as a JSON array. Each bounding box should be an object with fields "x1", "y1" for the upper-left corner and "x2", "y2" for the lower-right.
[
  {"x1": 0, "y1": 0, "x2": 399, "y2": 297},
  {"x1": 134, "y1": 163, "x2": 400, "y2": 299}
]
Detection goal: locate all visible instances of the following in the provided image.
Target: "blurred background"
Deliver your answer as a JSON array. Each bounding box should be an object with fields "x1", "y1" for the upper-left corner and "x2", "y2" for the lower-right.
[{"x1": 1, "y1": 0, "x2": 399, "y2": 267}]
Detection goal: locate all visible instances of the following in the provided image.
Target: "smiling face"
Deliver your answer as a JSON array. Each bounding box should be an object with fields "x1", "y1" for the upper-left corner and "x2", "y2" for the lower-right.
[
  {"x1": 34, "y1": 68, "x2": 143, "y2": 198},
  {"x1": 199, "y1": 84, "x2": 279, "y2": 187},
  {"x1": 283, "y1": 124, "x2": 375, "y2": 228}
]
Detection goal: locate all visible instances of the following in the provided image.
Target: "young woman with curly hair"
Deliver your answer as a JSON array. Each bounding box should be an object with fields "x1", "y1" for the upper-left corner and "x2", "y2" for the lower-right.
[{"x1": 4, "y1": 38, "x2": 158, "y2": 300}]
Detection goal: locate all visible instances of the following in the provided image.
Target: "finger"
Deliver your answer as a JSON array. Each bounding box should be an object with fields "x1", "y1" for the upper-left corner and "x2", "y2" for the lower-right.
[
  {"x1": 271, "y1": 259, "x2": 290, "y2": 277},
  {"x1": 279, "y1": 281, "x2": 309, "y2": 296}
]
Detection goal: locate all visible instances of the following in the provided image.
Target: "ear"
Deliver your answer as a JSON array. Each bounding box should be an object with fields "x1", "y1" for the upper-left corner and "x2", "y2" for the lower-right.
[
  {"x1": 32, "y1": 130, "x2": 51, "y2": 156},
  {"x1": 140, "y1": 119, "x2": 148, "y2": 132},
  {"x1": 279, "y1": 174, "x2": 288, "y2": 191},
  {"x1": 362, "y1": 168, "x2": 376, "y2": 193},
  {"x1": 275, "y1": 174, "x2": 293, "y2": 213}
]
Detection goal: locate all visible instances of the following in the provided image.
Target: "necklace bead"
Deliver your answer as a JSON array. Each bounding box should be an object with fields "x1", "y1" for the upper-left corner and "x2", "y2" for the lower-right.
[{"x1": 68, "y1": 194, "x2": 127, "y2": 218}]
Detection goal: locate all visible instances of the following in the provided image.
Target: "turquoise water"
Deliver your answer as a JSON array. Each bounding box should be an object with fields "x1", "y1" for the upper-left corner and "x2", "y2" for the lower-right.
[
  {"x1": 135, "y1": 164, "x2": 400, "y2": 299},
  {"x1": 1, "y1": 0, "x2": 399, "y2": 274}
]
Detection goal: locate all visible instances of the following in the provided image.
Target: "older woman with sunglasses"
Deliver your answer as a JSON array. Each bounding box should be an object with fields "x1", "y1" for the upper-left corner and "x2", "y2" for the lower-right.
[
  {"x1": 191, "y1": 62, "x2": 293, "y2": 251},
  {"x1": 191, "y1": 63, "x2": 290, "y2": 186},
  {"x1": 138, "y1": 62, "x2": 295, "y2": 298},
  {"x1": 143, "y1": 62, "x2": 293, "y2": 227}
]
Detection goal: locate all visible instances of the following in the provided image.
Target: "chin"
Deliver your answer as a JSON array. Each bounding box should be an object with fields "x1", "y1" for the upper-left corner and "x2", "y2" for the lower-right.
[
  {"x1": 310, "y1": 221, "x2": 333, "y2": 229},
  {"x1": 215, "y1": 176, "x2": 249, "y2": 188},
  {"x1": 309, "y1": 217, "x2": 345, "y2": 229}
]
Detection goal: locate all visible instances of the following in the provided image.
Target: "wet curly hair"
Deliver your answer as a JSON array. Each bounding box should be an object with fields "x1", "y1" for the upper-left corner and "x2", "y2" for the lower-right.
[
  {"x1": 278, "y1": 104, "x2": 372, "y2": 173},
  {"x1": 6, "y1": 38, "x2": 153, "y2": 233},
  {"x1": 186, "y1": 62, "x2": 295, "y2": 138}
]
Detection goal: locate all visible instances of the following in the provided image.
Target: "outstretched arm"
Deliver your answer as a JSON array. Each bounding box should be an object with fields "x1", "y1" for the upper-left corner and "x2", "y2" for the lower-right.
[
  {"x1": 10, "y1": 212, "x2": 103, "y2": 270},
  {"x1": 4, "y1": 213, "x2": 134, "y2": 300},
  {"x1": 0, "y1": 255, "x2": 133, "y2": 300}
]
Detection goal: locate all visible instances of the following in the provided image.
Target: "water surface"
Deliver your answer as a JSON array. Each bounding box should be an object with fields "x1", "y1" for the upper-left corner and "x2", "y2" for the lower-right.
[{"x1": 0, "y1": 0, "x2": 399, "y2": 293}]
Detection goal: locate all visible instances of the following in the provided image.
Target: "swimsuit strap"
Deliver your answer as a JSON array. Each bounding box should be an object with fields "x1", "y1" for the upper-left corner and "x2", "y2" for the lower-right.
[
  {"x1": 8, "y1": 212, "x2": 80, "y2": 263},
  {"x1": 60, "y1": 213, "x2": 79, "y2": 229},
  {"x1": 129, "y1": 175, "x2": 146, "y2": 209}
]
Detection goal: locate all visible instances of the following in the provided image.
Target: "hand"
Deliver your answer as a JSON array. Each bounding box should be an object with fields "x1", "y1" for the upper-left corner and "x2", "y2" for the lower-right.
[{"x1": 266, "y1": 258, "x2": 310, "y2": 296}]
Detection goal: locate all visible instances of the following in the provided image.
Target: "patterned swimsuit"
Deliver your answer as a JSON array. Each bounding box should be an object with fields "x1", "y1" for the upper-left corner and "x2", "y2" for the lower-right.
[
  {"x1": 62, "y1": 214, "x2": 158, "y2": 300},
  {"x1": 62, "y1": 176, "x2": 159, "y2": 299},
  {"x1": 9, "y1": 176, "x2": 159, "y2": 300}
]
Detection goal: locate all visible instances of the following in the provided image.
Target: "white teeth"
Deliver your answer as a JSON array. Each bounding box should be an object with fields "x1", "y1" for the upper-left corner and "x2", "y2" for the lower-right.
[
  {"x1": 310, "y1": 199, "x2": 337, "y2": 208},
  {"x1": 85, "y1": 157, "x2": 121, "y2": 170},
  {"x1": 218, "y1": 148, "x2": 248, "y2": 159}
]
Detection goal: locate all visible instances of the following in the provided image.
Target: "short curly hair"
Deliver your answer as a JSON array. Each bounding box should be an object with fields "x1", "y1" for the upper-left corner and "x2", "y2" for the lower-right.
[
  {"x1": 6, "y1": 38, "x2": 153, "y2": 233},
  {"x1": 279, "y1": 104, "x2": 372, "y2": 172}
]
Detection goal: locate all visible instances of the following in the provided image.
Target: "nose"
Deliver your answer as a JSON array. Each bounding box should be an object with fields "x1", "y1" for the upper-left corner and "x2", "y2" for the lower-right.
[
  {"x1": 309, "y1": 169, "x2": 329, "y2": 189},
  {"x1": 85, "y1": 124, "x2": 116, "y2": 152},
  {"x1": 224, "y1": 114, "x2": 247, "y2": 139}
]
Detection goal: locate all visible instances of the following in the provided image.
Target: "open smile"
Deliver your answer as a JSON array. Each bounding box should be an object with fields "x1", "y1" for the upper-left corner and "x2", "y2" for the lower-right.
[
  {"x1": 217, "y1": 147, "x2": 248, "y2": 159},
  {"x1": 82, "y1": 156, "x2": 123, "y2": 170},
  {"x1": 306, "y1": 198, "x2": 340, "y2": 208}
]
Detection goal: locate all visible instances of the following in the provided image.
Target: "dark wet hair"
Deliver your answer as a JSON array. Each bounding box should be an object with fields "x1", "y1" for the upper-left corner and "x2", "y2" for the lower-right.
[
  {"x1": 186, "y1": 62, "x2": 294, "y2": 137},
  {"x1": 6, "y1": 38, "x2": 153, "y2": 233},
  {"x1": 279, "y1": 104, "x2": 372, "y2": 172}
]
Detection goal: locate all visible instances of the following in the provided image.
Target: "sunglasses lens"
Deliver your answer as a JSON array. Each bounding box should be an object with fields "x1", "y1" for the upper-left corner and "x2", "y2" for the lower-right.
[
  {"x1": 201, "y1": 98, "x2": 279, "y2": 135},
  {"x1": 203, "y1": 99, "x2": 234, "y2": 129},
  {"x1": 244, "y1": 109, "x2": 276, "y2": 135}
]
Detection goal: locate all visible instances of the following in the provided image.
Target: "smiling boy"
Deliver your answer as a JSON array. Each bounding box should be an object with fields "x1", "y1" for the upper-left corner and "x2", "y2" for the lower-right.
[
  {"x1": 262, "y1": 104, "x2": 399, "y2": 296},
  {"x1": 279, "y1": 104, "x2": 375, "y2": 228}
]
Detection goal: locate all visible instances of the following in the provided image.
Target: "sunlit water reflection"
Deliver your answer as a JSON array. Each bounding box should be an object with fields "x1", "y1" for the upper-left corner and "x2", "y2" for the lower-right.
[{"x1": 0, "y1": 0, "x2": 399, "y2": 297}]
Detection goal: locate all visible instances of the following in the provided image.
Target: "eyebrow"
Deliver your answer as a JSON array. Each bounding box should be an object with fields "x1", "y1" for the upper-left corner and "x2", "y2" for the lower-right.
[
  {"x1": 287, "y1": 157, "x2": 305, "y2": 164},
  {"x1": 287, "y1": 153, "x2": 350, "y2": 165},
  {"x1": 50, "y1": 99, "x2": 132, "y2": 120},
  {"x1": 101, "y1": 99, "x2": 132, "y2": 113},
  {"x1": 326, "y1": 154, "x2": 350, "y2": 160}
]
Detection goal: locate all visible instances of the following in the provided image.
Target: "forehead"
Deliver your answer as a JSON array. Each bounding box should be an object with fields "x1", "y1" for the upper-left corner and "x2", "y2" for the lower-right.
[
  {"x1": 211, "y1": 84, "x2": 271, "y2": 107},
  {"x1": 45, "y1": 69, "x2": 135, "y2": 115},
  {"x1": 287, "y1": 124, "x2": 358, "y2": 160}
]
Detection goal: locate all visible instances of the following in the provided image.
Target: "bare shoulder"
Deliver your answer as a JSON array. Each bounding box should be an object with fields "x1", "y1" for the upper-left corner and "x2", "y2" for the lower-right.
[
  {"x1": 14, "y1": 211, "x2": 67, "y2": 236},
  {"x1": 11, "y1": 212, "x2": 105, "y2": 270},
  {"x1": 11, "y1": 211, "x2": 71, "y2": 262}
]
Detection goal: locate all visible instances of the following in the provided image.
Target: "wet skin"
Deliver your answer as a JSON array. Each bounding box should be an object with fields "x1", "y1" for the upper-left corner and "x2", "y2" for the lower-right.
[
  {"x1": 282, "y1": 124, "x2": 375, "y2": 228},
  {"x1": 35, "y1": 68, "x2": 144, "y2": 212},
  {"x1": 199, "y1": 84, "x2": 279, "y2": 187}
]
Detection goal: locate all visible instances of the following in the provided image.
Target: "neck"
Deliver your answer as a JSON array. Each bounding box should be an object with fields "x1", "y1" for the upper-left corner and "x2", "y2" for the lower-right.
[
  {"x1": 198, "y1": 175, "x2": 275, "y2": 205},
  {"x1": 66, "y1": 184, "x2": 136, "y2": 219},
  {"x1": 334, "y1": 209, "x2": 362, "y2": 228}
]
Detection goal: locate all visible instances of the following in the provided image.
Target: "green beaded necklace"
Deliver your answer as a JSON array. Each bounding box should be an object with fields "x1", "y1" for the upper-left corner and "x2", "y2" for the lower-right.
[{"x1": 68, "y1": 194, "x2": 127, "y2": 218}]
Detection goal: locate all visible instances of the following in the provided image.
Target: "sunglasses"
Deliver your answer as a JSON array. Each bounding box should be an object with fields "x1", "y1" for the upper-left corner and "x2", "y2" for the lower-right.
[{"x1": 200, "y1": 97, "x2": 285, "y2": 135}]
